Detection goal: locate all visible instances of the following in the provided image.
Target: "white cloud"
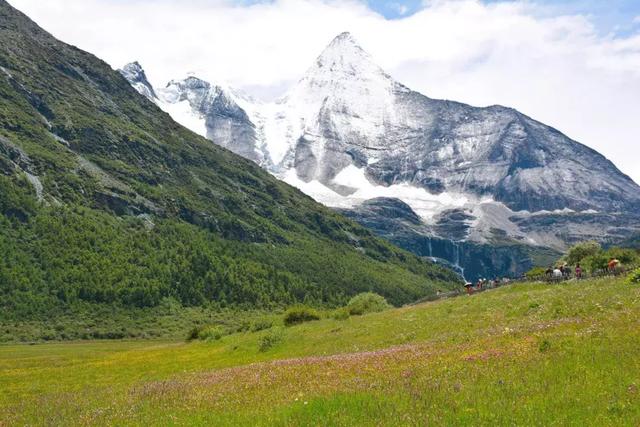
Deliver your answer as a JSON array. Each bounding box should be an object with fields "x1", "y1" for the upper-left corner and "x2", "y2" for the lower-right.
[
  {"x1": 8, "y1": 0, "x2": 640, "y2": 184},
  {"x1": 634, "y1": 15, "x2": 640, "y2": 24}
]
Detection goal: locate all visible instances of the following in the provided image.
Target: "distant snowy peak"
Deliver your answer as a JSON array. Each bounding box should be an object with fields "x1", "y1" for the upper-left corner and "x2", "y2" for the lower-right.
[
  {"x1": 159, "y1": 76, "x2": 258, "y2": 107},
  {"x1": 302, "y1": 31, "x2": 390, "y2": 85},
  {"x1": 119, "y1": 34, "x2": 640, "y2": 278},
  {"x1": 118, "y1": 62, "x2": 156, "y2": 101},
  {"x1": 284, "y1": 31, "x2": 399, "y2": 120},
  {"x1": 161, "y1": 76, "x2": 211, "y2": 100},
  {"x1": 120, "y1": 64, "x2": 263, "y2": 161},
  {"x1": 156, "y1": 76, "x2": 266, "y2": 165},
  {"x1": 271, "y1": 32, "x2": 407, "y2": 180},
  {"x1": 158, "y1": 76, "x2": 218, "y2": 111}
]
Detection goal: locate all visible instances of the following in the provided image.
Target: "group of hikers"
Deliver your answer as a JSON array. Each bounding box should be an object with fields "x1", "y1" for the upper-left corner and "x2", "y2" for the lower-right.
[
  {"x1": 544, "y1": 257, "x2": 624, "y2": 282},
  {"x1": 462, "y1": 257, "x2": 626, "y2": 295},
  {"x1": 463, "y1": 277, "x2": 511, "y2": 295},
  {"x1": 545, "y1": 263, "x2": 581, "y2": 281}
]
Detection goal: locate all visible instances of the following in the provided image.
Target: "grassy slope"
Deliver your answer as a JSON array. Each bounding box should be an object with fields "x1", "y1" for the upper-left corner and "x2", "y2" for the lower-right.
[
  {"x1": 0, "y1": 0, "x2": 460, "y2": 321},
  {"x1": 1, "y1": 275, "x2": 639, "y2": 426}
]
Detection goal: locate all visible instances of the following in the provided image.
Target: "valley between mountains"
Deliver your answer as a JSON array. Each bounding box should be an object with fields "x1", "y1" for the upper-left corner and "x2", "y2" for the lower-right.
[{"x1": 2, "y1": 1, "x2": 640, "y2": 425}]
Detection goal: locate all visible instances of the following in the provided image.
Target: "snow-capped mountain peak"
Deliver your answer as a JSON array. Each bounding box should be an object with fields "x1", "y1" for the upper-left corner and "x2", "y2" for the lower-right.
[
  {"x1": 159, "y1": 76, "x2": 216, "y2": 108},
  {"x1": 309, "y1": 32, "x2": 382, "y2": 77},
  {"x1": 153, "y1": 74, "x2": 266, "y2": 164},
  {"x1": 120, "y1": 60, "x2": 144, "y2": 77},
  {"x1": 287, "y1": 31, "x2": 396, "y2": 104},
  {"x1": 165, "y1": 76, "x2": 210, "y2": 93},
  {"x1": 268, "y1": 32, "x2": 404, "y2": 181},
  {"x1": 119, "y1": 61, "x2": 157, "y2": 100}
]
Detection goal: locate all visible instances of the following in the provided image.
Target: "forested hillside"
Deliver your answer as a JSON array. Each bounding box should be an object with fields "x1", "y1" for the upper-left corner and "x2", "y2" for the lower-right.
[{"x1": 0, "y1": 0, "x2": 460, "y2": 325}]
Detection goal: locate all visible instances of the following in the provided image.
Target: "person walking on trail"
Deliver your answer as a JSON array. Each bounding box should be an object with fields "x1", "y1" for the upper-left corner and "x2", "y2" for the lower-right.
[
  {"x1": 553, "y1": 267, "x2": 563, "y2": 282},
  {"x1": 575, "y1": 263, "x2": 583, "y2": 279},
  {"x1": 464, "y1": 282, "x2": 473, "y2": 295},
  {"x1": 608, "y1": 258, "x2": 620, "y2": 274}
]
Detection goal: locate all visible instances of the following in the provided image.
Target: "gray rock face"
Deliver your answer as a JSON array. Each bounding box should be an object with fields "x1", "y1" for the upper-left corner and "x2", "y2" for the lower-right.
[
  {"x1": 365, "y1": 96, "x2": 640, "y2": 213},
  {"x1": 120, "y1": 34, "x2": 640, "y2": 279},
  {"x1": 339, "y1": 198, "x2": 560, "y2": 281},
  {"x1": 158, "y1": 77, "x2": 264, "y2": 165}
]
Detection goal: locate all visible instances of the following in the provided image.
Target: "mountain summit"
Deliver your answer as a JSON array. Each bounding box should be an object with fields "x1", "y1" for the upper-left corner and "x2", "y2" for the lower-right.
[
  {"x1": 309, "y1": 31, "x2": 386, "y2": 78},
  {"x1": 280, "y1": 31, "x2": 400, "y2": 176},
  {"x1": 123, "y1": 33, "x2": 640, "y2": 279}
]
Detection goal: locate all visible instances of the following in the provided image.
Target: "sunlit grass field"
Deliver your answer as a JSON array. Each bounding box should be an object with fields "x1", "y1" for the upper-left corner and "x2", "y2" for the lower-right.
[{"x1": 1, "y1": 276, "x2": 639, "y2": 426}]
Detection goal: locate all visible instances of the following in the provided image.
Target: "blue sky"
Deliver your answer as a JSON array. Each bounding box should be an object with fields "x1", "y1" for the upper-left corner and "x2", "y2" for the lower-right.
[
  {"x1": 367, "y1": 0, "x2": 640, "y2": 33},
  {"x1": 364, "y1": 0, "x2": 424, "y2": 19}
]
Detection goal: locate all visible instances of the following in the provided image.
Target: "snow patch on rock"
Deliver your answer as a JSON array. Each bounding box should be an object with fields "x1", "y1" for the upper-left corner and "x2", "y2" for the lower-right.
[
  {"x1": 159, "y1": 98, "x2": 207, "y2": 138},
  {"x1": 283, "y1": 165, "x2": 477, "y2": 222}
]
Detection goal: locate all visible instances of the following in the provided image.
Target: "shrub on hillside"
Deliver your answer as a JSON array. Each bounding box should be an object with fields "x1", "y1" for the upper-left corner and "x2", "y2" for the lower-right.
[
  {"x1": 627, "y1": 268, "x2": 640, "y2": 285},
  {"x1": 607, "y1": 248, "x2": 639, "y2": 265},
  {"x1": 283, "y1": 306, "x2": 321, "y2": 326},
  {"x1": 258, "y1": 327, "x2": 284, "y2": 352},
  {"x1": 583, "y1": 252, "x2": 610, "y2": 273},
  {"x1": 525, "y1": 266, "x2": 547, "y2": 280},
  {"x1": 332, "y1": 308, "x2": 350, "y2": 321},
  {"x1": 199, "y1": 326, "x2": 224, "y2": 341},
  {"x1": 186, "y1": 325, "x2": 225, "y2": 341},
  {"x1": 186, "y1": 326, "x2": 201, "y2": 341},
  {"x1": 250, "y1": 319, "x2": 273, "y2": 332},
  {"x1": 347, "y1": 292, "x2": 390, "y2": 316},
  {"x1": 562, "y1": 243, "x2": 638, "y2": 274},
  {"x1": 564, "y1": 241, "x2": 601, "y2": 265}
]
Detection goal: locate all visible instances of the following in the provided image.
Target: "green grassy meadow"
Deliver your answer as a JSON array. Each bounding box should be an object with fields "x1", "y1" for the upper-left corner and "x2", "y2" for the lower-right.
[{"x1": 1, "y1": 275, "x2": 639, "y2": 426}]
